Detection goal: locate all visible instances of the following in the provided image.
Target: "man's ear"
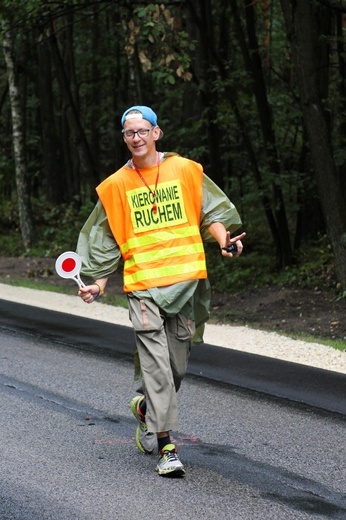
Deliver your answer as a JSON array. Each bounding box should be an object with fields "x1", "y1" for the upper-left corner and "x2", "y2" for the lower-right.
[{"x1": 152, "y1": 126, "x2": 161, "y2": 141}]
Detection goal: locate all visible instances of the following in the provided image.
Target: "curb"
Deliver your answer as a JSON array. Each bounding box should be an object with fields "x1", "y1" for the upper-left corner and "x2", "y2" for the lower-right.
[{"x1": 1, "y1": 299, "x2": 345, "y2": 416}]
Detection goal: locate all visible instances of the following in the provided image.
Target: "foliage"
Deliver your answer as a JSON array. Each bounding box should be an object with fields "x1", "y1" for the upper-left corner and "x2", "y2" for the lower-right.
[
  {"x1": 205, "y1": 234, "x2": 338, "y2": 295},
  {"x1": 131, "y1": 4, "x2": 195, "y2": 85},
  {"x1": 0, "y1": 205, "x2": 339, "y2": 297},
  {"x1": 0, "y1": 198, "x2": 94, "y2": 256},
  {"x1": 1, "y1": 0, "x2": 346, "y2": 287}
]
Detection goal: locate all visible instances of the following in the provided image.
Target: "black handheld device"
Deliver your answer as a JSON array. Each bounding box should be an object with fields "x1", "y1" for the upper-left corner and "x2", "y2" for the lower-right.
[{"x1": 222, "y1": 243, "x2": 238, "y2": 254}]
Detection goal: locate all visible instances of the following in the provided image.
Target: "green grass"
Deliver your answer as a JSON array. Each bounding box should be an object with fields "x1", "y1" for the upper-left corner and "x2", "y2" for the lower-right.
[
  {"x1": 2, "y1": 277, "x2": 129, "y2": 309},
  {"x1": 284, "y1": 332, "x2": 346, "y2": 352},
  {"x1": 4, "y1": 279, "x2": 77, "y2": 294},
  {"x1": 1, "y1": 207, "x2": 345, "y2": 352},
  {"x1": 242, "y1": 322, "x2": 346, "y2": 353}
]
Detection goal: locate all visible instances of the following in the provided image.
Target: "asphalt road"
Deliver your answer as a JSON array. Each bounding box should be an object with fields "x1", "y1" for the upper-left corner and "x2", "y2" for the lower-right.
[{"x1": 0, "y1": 300, "x2": 345, "y2": 519}]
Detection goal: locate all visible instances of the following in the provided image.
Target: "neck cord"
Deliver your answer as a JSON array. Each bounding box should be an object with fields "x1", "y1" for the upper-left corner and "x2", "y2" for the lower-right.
[{"x1": 132, "y1": 152, "x2": 160, "y2": 213}]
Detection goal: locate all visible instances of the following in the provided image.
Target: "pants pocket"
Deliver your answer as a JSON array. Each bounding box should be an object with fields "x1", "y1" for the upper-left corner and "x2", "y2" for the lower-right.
[
  {"x1": 127, "y1": 295, "x2": 163, "y2": 332},
  {"x1": 175, "y1": 313, "x2": 195, "y2": 341}
]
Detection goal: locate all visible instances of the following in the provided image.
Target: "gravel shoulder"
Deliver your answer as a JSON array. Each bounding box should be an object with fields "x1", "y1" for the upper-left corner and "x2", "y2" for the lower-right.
[{"x1": 1, "y1": 283, "x2": 345, "y2": 375}]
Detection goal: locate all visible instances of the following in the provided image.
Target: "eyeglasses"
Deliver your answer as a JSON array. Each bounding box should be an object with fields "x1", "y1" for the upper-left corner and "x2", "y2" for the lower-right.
[{"x1": 122, "y1": 127, "x2": 154, "y2": 139}]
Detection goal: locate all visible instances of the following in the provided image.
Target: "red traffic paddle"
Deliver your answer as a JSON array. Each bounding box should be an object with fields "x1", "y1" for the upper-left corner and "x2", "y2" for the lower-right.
[{"x1": 55, "y1": 251, "x2": 86, "y2": 288}]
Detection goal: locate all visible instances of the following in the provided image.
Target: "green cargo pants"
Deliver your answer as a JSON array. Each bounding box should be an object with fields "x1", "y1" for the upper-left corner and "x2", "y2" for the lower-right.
[{"x1": 127, "y1": 293, "x2": 195, "y2": 433}]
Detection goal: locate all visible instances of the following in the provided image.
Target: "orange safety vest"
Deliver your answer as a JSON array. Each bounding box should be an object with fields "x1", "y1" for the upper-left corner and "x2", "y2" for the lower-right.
[{"x1": 96, "y1": 155, "x2": 207, "y2": 292}]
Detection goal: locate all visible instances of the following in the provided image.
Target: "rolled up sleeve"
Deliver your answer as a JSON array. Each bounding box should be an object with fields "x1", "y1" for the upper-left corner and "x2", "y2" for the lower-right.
[
  {"x1": 200, "y1": 174, "x2": 242, "y2": 242},
  {"x1": 76, "y1": 200, "x2": 121, "y2": 279}
]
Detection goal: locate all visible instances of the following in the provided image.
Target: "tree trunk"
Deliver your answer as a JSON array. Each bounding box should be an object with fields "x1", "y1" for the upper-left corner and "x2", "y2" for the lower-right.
[
  {"x1": 2, "y1": 27, "x2": 34, "y2": 251},
  {"x1": 121, "y1": 8, "x2": 143, "y2": 103},
  {"x1": 335, "y1": 11, "x2": 346, "y2": 200},
  {"x1": 90, "y1": 6, "x2": 101, "y2": 175},
  {"x1": 231, "y1": 0, "x2": 292, "y2": 267},
  {"x1": 280, "y1": 0, "x2": 346, "y2": 291},
  {"x1": 186, "y1": 0, "x2": 224, "y2": 187},
  {"x1": 37, "y1": 29, "x2": 63, "y2": 204},
  {"x1": 47, "y1": 23, "x2": 99, "y2": 198}
]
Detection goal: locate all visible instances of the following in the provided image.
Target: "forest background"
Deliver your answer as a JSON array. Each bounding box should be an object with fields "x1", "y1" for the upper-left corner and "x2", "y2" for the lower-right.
[{"x1": 1, "y1": 0, "x2": 346, "y2": 345}]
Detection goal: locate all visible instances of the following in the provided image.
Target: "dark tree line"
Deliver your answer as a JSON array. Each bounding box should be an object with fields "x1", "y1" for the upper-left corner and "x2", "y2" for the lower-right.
[{"x1": 1, "y1": 0, "x2": 346, "y2": 290}]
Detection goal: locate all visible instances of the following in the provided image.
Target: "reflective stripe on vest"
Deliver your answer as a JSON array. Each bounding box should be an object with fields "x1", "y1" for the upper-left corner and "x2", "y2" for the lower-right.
[
  {"x1": 123, "y1": 259, "x2": 207, "y2": 290},
  {"x1": 122, "y1": 225, "x2": 206, "y2": 291},
  {"x1": 120, "y1": 225, "x2": 201, "y2": 254},
  {"x1": 124, "y1": 241, "x2": 205, "y2": 268}
]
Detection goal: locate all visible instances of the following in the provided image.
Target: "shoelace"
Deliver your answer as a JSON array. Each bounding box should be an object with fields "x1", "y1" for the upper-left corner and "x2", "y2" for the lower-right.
[{"x1": 161, "y1": 450, "x2": 177, "y2": 461}]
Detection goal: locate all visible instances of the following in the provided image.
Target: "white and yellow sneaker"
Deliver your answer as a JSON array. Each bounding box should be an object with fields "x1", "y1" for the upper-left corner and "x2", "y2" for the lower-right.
[
  {"x1": 155, "y1": 444, "x2": 185, "y2": 477},
  {"x1": 130, "y1": 396, "x2": 157, "y2": 454}
]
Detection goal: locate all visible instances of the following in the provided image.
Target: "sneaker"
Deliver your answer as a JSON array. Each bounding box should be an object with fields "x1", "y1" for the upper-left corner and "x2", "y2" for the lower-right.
[
  {"x1": 155, "y1": 444, "x2": 185, "y2": 477},
  {"x1": 130, "y1": 396, "x2": 157, "y2": 454}
]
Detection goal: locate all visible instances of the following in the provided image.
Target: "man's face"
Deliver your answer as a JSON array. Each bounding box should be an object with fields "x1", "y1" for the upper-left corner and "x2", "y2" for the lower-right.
[{"x1": 122, "y1": 118, "x2": 160, "y2": 160}]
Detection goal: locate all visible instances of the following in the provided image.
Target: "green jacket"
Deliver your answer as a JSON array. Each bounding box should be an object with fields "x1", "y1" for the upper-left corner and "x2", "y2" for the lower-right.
[{"x1": 77, "y1": 157, "x2": 242, "y2": 343}]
